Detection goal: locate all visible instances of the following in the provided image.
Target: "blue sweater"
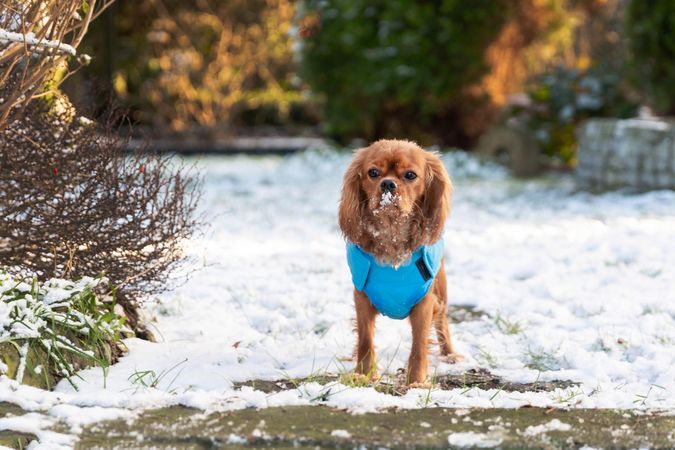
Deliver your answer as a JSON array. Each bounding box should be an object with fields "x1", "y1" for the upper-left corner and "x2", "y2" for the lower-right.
[{"x1": 346, "y1": 238, "x2": 444, "y2": 319}]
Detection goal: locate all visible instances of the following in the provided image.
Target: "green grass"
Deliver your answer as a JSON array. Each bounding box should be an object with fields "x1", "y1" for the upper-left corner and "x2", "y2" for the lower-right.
[
  {"x1": 524, "y1": 346, "x2": 561, "y2": 372},
  {"x1": 633, "y1": 384, "x2": 666, "y2": 406},
  {"x1": 475, "y1": 346, "x2": 498, "y2": 369},
  {"x1": 415, "y1": 369, "x2": 438, "y2": 407},
  {"x1": 494, "y1": 312, "x2": 524, "y2": 335},
  {"x1": 0, "y1": 271, "x2": 130, "y2": 389},
  {"x1": 128, "y1": 358, "x2": 188, "y2": 394}
]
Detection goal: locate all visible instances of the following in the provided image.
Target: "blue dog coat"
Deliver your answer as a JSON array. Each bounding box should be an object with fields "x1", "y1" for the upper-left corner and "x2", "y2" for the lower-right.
[{"x1": 346, "y1": 239, "x2": 444, "y2": 320}]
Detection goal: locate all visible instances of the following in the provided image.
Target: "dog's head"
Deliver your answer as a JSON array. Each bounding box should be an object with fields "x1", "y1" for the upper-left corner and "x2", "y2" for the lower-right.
[{"x1": 339, "y1": 139, "x2": 452, "y2": 247}]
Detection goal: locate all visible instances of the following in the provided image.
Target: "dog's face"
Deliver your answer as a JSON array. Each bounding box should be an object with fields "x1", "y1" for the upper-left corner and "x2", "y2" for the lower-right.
[
  {"x1": 359, "y1": 142, "x2": 427, "y2": 215},
  {"x1": 339, "y1": 139, "x2": 452, "y2": 251}
]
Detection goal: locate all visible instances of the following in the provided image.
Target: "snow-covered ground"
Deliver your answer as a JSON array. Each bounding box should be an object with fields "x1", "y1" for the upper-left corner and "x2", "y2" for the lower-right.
[{"x1": 2, "y1": 149, "x2": 675, "y2": 447}]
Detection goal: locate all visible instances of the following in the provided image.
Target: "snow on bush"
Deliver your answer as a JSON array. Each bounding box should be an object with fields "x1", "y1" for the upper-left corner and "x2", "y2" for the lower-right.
[
  {"x1": 0, "y1": 100, "x2": 201, "y2": 331},
  {"x1": 0, "y1": 0, "x2": 113, "y2": 129},
  {"x1": 0, "y1": 271, "x2": 129, "y2": 387},
  {"x1": 0, "y1": 29, "x2": 76, "y2": 55}
]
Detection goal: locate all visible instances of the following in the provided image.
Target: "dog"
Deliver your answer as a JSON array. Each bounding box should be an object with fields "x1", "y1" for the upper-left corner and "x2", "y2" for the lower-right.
[{"x1": 339, "y1": 139, "x2": 463, "y2": 386}]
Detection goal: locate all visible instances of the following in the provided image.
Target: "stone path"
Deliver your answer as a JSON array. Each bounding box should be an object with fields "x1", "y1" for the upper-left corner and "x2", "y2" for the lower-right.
[
  {"x1": 76, "y1": 406, "x2": 675, "y2": 449},
  {"x1": 3, "y1": 400, "x2": 675, "y2": 449}
]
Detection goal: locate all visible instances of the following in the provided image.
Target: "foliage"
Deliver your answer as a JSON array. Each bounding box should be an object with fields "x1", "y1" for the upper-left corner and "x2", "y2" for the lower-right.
[
  {"x1": 501, "y1": 65, "x2": 637, "y2": 164},
  {"x1": 299, "y1": 0, "x2": 507, "y2": 146},
  {"x1": 0, "y1": 0, "x2": 114, "y2": 130},
  {"x1": 78, "y1": 0, "x2": 313, "y2": 132},
  {"x1": 625, "y1": 0, "x2": 675, "y2": 115},
  {"x1": 0, "y1": 271, "x2": 129, "y2": 388},
  {"x1": 0, "y1": 99, "x2": 201, "y2": 317},
  {"x1": 482, "y1": 0, "x2": 580, "y2": 106}
]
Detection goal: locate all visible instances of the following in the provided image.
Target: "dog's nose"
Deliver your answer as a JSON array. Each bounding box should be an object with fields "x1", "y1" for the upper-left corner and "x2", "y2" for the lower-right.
[{"x1": 380, "y1": 179, "x2": 397, "y2": 192}]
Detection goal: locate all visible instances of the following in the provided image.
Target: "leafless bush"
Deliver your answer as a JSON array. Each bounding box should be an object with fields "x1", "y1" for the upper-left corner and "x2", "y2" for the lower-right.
[
  {"x1": 0, "y1": 0, "x2": 114, "y2": 129},
  {"x1": 0, "y1": 100, "x2": 201, "y2": 327}
]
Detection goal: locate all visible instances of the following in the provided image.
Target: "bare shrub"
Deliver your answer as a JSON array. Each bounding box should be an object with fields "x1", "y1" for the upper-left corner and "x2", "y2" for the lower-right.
[
  {"x1": 0, "y1": 0, "x2": 114, "y2": 129},
  {"x1": 0, "y1": 100, "x2": 200, "y2": 332}
]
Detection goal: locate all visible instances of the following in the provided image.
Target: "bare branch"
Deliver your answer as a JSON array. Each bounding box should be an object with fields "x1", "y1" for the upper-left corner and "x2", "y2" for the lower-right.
[
  {"x1": 0, "y1": 100, "x2": 202, "y2": 323},
  {"x1": 0, "y1": 0, "x2": 115, "y2": 129}
]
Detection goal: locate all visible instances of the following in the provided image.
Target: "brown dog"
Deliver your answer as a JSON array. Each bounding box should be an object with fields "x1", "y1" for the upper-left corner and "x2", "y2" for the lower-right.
[{"x1": 339, "y1": 139, "x2": 463, "y2": 385}]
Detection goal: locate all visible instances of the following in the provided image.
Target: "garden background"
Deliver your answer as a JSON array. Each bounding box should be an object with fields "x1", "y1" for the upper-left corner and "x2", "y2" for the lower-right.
[{"x1": 2, "y1": 0, "x2": 675, "y2": 448}]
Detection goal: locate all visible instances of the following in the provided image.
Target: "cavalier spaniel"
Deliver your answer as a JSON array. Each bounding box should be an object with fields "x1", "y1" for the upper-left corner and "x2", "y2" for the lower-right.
[{"x1": 339, "y1": 139, "x2": 463, "y2": 386}]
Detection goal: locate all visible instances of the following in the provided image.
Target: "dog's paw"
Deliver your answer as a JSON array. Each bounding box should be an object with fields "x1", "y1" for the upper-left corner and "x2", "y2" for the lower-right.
[
  {"x1": 395, "y1": 380, "x2": 433, "y2": 393},
  {"x1": 369, "y1": 370, "x2": 381, "y2": 382},
  {"x1": 441, "y1": 353, "x2": 465, "y2": 364},
  {"x1": 407, "y1": 381, "x2": 432, "y2": 389},
  {"x1": 340, "y1": 371, "x2": 379, "y2": 386}
]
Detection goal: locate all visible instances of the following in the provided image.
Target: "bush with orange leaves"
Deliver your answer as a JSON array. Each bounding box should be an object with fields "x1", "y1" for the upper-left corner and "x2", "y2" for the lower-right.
[{"x1": 88, "y1": 0, "x2": 309, "y2": 133}]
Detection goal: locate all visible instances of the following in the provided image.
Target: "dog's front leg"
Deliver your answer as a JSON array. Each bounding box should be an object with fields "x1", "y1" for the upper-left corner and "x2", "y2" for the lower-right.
[
  {"x1": 407, "y1": 293, "x2": 434, "y2": 384},
  {"x1": 354, "y1": 290, "x2": 378, "y2": 377}
]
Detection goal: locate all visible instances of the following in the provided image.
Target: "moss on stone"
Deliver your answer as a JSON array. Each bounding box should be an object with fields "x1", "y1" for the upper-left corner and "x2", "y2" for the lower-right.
[{"x1": 75, "y1": 405, "x2": 675, "y2": 449}]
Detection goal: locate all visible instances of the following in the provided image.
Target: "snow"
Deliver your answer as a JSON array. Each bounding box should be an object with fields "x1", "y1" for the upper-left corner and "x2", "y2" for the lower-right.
[
  {"x1": 1, "y1": 149, "x2": 675, "y2": 446},
  {"x1": 0, "y1": 413, "x2": 74, "y2": 449},
  {"x1": 226, "y1": 433, "x2": 247, "y2": 444},
  {"x1": 0, "y1": 274, "x2": 104, "y2": 324},
  {"x1": 330, "y1": 429, "x2": 352, "y2": 438},
  {"x1": 447, "y1": 431, "x2": 503, "y2": 447},
  {"x1": 0, "y1": 29, "x2": 76, "y2": 56},
  {"x1": 522, "y1": 418, "x2": 572, "y2": 436},
  {"x1": 379, "y1": 190, "x2": 397, "y2": 206},
  {"x1": 0, "y1": 274, "x2": 126, "y2": 383}
]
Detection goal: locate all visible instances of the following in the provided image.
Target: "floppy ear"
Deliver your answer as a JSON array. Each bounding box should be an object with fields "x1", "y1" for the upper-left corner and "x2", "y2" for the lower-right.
[
  {"x1": 421, "y1": 152, "x2": 452, "y2": 244},
  {"x1": 339, "y1": 149, "x2": 366, "y2": 243}
]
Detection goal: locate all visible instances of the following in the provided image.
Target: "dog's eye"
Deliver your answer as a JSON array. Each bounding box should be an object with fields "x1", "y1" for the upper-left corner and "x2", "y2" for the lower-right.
[
  {"x1": 404, "y1": 171, "x2": 417, "y2": 180},
  {"x1": 367, "y1": 168, "x2": 380, "y2": 178}
]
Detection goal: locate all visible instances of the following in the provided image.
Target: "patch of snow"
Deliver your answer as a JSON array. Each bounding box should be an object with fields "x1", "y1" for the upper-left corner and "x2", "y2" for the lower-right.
[
  {"x1": 379, "y1": 190, "x2": 398, "y2": 206},
  {"x1": 522, "y1": 419, "x2": 572, "y2": 436},
  {"x1": 0, "y1": 413, "x2": 74, "y2": 449},
  {"x1": 330, "y1": 429, "x2": 352, "y2": 438},
  {"x1": 47, "y1": 404, "x2": 135, "y2": 433},
  {"x1": 447, "y1": 431, "x2": 503, "y2": 447},
  {"x1": 226, "y1": 433, "x2": 247, "y2": 444},
  {"x1": 0, "y1": 28, "x2": 76, "y2": 55}
]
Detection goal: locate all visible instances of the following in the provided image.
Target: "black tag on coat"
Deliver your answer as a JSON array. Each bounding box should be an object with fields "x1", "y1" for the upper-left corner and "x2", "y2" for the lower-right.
[{"x1": 415, "y1": 257, "x2": 432, "y2": 281}]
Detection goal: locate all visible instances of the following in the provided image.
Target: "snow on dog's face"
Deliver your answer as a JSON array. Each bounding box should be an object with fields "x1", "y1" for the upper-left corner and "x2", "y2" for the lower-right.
[{"x1": 338, "y1": 139, "x2": 452, "y2": 256}]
